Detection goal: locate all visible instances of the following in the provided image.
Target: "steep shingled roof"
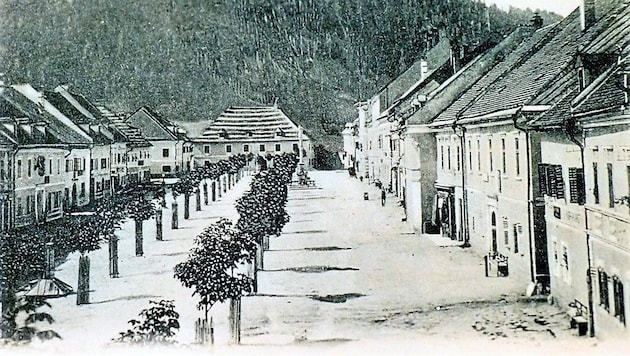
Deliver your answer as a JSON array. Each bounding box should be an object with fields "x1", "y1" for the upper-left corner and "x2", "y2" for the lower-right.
[
  {"x1": 127, "y1": 106, "x2": 188, "y2": 141},
  {"x1": 572, "y1": 62, "x2": 628, "y2": 117},
  {"x1": 430, "y1": 24, "x2": 556, "y2": 126},
  {"x1": 581, "y1": 0, "x2": 630, "y2": 55},
  {"x1": 528, "y1": 88, "x2": 578, "y2": 129},
  {"x1": 406, "y1": 28, "x2": 529, "y2": 126},
  {"x1": 460, "y1": 10, "x2": 584, "y2": 121},
  {"x1": 198, "y1": 106, "x2": 307, "y2": 142},
  {"x1": 93, "y1": 104, "x2": 152, "y2": 148}
]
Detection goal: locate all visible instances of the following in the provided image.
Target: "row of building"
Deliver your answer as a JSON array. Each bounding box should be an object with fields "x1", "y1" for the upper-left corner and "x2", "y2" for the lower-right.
[
  {"x1": 342, "y1": 0, "x2": 629, "y2": 339},
  {"x1": 0, "y1": 82, "x2": 311, "y2": 234}
]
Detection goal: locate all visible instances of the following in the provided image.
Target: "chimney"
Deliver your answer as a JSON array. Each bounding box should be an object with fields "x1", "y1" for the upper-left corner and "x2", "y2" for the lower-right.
[
  {"x1": 581, "y1": 0, "x2": 596, "y2": 31},
  {"x1": 530, "y1": 12, "x2": 544, "y2": 30}
]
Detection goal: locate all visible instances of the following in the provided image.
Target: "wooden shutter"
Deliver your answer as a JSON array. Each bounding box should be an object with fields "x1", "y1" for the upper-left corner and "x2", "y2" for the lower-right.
[
  {"x1": 539, "y1": 163, "x2": 549, "y2": 196},
  {"x1": 554, "y1": 165, "x2": 565, "y2": 199},
  {"x1": 569, "y1": 167, "x2": 585, "y2": 204}
]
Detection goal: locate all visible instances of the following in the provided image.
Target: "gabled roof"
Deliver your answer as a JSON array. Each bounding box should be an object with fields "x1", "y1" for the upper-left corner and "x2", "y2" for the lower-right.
[
  {"x1": 127, "y1": 106, "x2": 188, "y2": 141},
  {"x1": 572, "y1": 60, "x2": 628, "y2": 117},
  {"x1": 1, "y1": 86, "x2": 90, "y2": 146},
  {"x1": 528, "y1": 88, "x2": 578, "y2": 129},
  {"x1": 11, "y1": 84, "x2": 92, "y2": 145},
  {"x1": 407, "y1": 28, "x2": 528, "y2": 127},
  {"x1": 431, "y1": 24, "x2": 556, "y2": 127},
  {"x1": 460, "y1": 10, "x2": 584, "y2": 121},
  {"x1": 581, "y1": 1, "x2": 630, "y2": 55},
  {"x1": 94, "y1": 105, "x2": 152, "y2": 148},
  {"x1": 377, "y1": 38, "x2": 452, "y2": 111},
  {"x1": 198, "y1": 106, "x2": 307, "y2": 142}
]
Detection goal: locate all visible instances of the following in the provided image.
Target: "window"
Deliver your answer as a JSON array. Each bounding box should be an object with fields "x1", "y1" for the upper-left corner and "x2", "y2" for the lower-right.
[
  {"x1": 562, "y1": 244, "x2": 569, "y2": 282},
  {"x1": 226, "y1": 145, "x2": 232, "y2": 153},
  {"x1": 66, "y1": 159, "x2": 71, "y2": 172},
  {"x1": 101, "y1": 158, "x2": 107, "y2": 169},
  {"x1": 489, "y1": 138, "x2": 493, "y2": 172},
  {"x1": 539, "y1": 164, "x2": 565, "y2": 199},
  {"x1": 57, "y1": 159, "x2": 60, "y2": 174},
  {"x1": 49, "y1": 159, "x2": 52, "y2": 175},
  {"x1": 599, "y1": 269, "x2": 609, "y2": 311},
  {"x1": 468, "y1": 140, "x2": 472, "y2": 171},
  {"x1": 163, "y1": 148, "x2": 170, "y2": 158},
  {"x1": 440, "y1": 144, "x2": 445, "y2": 169},
  {"x1": 138, "y1": 160, "x2": 144, "y2": 166},
  {"x1": 259, "y1": 144, "x2": 266, "y2": 152},
  {"x1": 275, "y1": 143, "x2": 281, "y2": 152},
  {"x1": 456, "y1": 146, "x2": 461, "y2": 171},
  {"x1": 204, "y1": 145, "x2": 210, "y2": 154},
  {"x1": 515, "y1": 138, "x2": 521, "y2": 176},
  {"x1": 17, "y1": 160, "x2": 21, "y2": 178},
  {"x1": 28, "y1": 159, "x2": 32, "y2": 177},
  {"x1": 162, "y1": 165, "x2": 172, "y2": 173},
  {"x1": 607, "y1": 163, "x2": 614, "y2": 208},
  {"x1": 16, "y1": 197, "x2": 22, "y2": 216},
  {"x1": 293, "y1": 143, "x2": 299, "y2": 153},
  {"x1": 613, "y1": 276, "x2": 626, "y2": 325},
  {"x1": 513, "y1": 224, "x2": 519, "y2": 253},
  {"x1": 80, "y1": 182, "x2": 85, "y2": 198},
  {"x1": 501, "y1": 138, "x2": 506, "y2": 174},
  {"x1": 568, "y1": 167, "x2": 586, "y2": 205},
  {"x1": 593, "y1": 162, "x2": 600, "y2": 204},
  {"x1": 447, "y1": 146, "x2": 451, "y2": 170},
  {"x1": 477, "y1": 139, "x2": 481, "y2": 171},
  {"x1": 243, "y1": 144, "x2": 249, "y2": 153}
]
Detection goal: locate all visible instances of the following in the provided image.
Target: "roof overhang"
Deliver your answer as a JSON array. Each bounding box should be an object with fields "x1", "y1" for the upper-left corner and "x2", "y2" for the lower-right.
[{"x1": 458, "y1": 108, "x2": 520, "y2": 125}]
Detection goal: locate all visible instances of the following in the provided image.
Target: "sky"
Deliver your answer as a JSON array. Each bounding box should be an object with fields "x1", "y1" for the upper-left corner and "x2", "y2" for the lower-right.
[{"x1": 485, "y1": 0, "x2": 581, "y2": 17}]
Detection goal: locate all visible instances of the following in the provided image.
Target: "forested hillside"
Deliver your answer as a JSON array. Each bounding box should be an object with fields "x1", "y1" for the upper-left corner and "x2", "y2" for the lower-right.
[{"x1": 0, "y1": 0, "x2": 560, "y2": 150}]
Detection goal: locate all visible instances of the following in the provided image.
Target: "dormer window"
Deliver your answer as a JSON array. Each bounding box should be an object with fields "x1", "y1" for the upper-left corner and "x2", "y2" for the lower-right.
[
  {"x1": 219, "y1": 129, "x2": 228, "y2": 139},
  {"x1": 578, "y1": 67, "x2": 586, "y2": 91},
  {"x1": 274, "y1": 128, "x2": 285, "y2": 137}
]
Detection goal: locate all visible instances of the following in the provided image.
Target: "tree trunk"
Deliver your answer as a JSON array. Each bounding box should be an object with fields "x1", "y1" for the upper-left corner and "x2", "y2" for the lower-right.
[
  {"x1": 228, "y1": 174, "x2": 232, "y2": 189},
  {"x1": 263, "y1": 235, "x2": 270, "y2": 251},
  {"x1": 195, "y1": 188, "x2": 201, "y2": 211},
  {"x1": 229, "y1": 297, "x2": 241, "y2": 344},
  {"x1": 156, "y1": 207, "x2": 163, "y2": 241},
  {"x1": 223, "y1": 175, "x2": 227, "y2": 193},
  {"x1": 1, "y1": 285, "x2": 16, "y2": 338},
  {"x1": 77, "y1": 254, "x2": 90, "y2": 305},
  {"x1": 211, "y1": 181, "x2": 216, "y2": 201},
  {"x1": 171, "y1": 201, "x2": 178, "y2": 229},
  {"x1": 203, "y1": 182, "x2": 208, "y2": 205},
  {"x1": 135, "y1": 218, "x2": 143, "y2": 257},
  {"x1": 218, "y1": 178, "x2": 222, "y2": 197},
  {"x1": 109, "y1": 236, "x2": 119, "y2": 278},
  {"x1": 184, "y1": 193, "x2": 190, "y2": 219}
]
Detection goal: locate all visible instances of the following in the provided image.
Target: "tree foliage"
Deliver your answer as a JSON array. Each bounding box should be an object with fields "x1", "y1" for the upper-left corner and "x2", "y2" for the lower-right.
[
  {"x1": 1, "y1": 297, "x2": 61, "y2": 344},
  {"x1": 0, "y1": 0, "x2": 561, "y2": 150},
  {"x1": 114, "y1": 300, "x2": 179, "y2": 344},
  {"x1": 174, "y1": 219, "x2": 254, "y2": 314}
]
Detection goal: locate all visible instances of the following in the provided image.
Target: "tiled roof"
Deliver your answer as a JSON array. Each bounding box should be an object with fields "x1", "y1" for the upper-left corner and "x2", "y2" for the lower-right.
[
  {"x1": 528, "y1": 88, "x2": 577, "y2": 129},
  {"x1": 1, "y1": 87, "x2": 90, "y2": 145},
  {"x1": 198, "y1": 106, "x2": 306, "y2": 142},
  {"x1": 377, "y1": 38, "x2": 452, "y2": 110},
  {"x1": 410, "y1": 28, "x2": 528, "y2": 126},
  {"x1": 431, "y1": 25, "x2": 556, "y2": 126},
  {"x1": 460, "y1": 10, "x2": 584, "y2": 120},
  {"x1": 581, "y1": 1, "x2": 630, "y2": 55},
  {"x1": 94, "y1": 104, "x2": 152, "y2": 148},
  {"x1": 572, "y1": 63, "x2": 627, "y2": 116},
  {"x1": 127, "y1": 106, "x2": 188, "y2": 141}
]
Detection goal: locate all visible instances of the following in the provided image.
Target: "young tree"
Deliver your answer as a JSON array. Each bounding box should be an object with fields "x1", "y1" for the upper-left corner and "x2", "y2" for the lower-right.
[
  {"x1": 127, "y1": 193, "x2": 156, "y2": 257},
  {"x1": 0, "y1": 228, "x2": 45, "y2": 338},
  {"x1": 114, "y1": 300, "x2": 179, "y2": 344},
  {"x1": 174, "y1": 218, "x2": 254, "y2": 343},
  {"x1": 2, "y1": 297, "x2": 61, "y2": 344}
]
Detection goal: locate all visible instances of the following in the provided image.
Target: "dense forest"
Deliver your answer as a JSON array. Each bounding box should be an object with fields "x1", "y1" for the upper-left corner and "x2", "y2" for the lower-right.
[{"x1": 0, "y1": 0, "x2": 561, "y2": 151}]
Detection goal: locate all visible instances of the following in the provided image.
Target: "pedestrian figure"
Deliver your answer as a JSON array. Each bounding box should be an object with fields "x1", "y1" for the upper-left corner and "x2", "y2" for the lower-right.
[{"x1": 381, "y1": 188, "x2": 386, "y2": 206}]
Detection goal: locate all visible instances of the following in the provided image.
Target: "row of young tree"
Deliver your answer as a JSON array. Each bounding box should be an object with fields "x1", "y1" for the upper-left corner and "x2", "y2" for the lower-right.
[
  {"x1": 174, "y1": 152, "x2": 299, "y2": 344},
  {"x1": 0, "y1": 153, "x2": 253, "y2": 342}
]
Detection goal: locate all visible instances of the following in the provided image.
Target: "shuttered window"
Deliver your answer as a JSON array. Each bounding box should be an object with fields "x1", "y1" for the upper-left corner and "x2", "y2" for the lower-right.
[
  {"x1": 599, "y1": 269, "x2": 609, "y2": 311},
  {"x1": 538, "y1": 164, "x2": 565, "y2": 199},
  {"x1": 613, "y1": 276, "x2": 626, "y2": 325},
  {"x1": 569, "y1": 167, "x2": 585, "y2": 205},
  {"x1": 607, "y1": 163, "x2": 614, "y2": 208},
  {"x1": 593, "y1": 162, "x2": 600, "y2": 204}
]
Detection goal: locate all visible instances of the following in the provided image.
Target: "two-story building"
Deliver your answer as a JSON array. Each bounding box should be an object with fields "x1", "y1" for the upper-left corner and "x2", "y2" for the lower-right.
[
  {"x1": 193, "y1": 106, "x2": 312, "y2": 168},
  {"x1": 127, "y1": 106, "x2": 192, "y2": 178}
]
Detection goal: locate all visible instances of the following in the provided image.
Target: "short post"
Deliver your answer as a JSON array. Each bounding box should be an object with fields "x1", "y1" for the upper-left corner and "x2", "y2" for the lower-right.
[
  {"x1": 109, "y1": 236, "x2": 119, "y2": 278},
  {"x1": 184, "y1": 193, "x2": 190, "y2": 220},
  {"x1": 195, "y1": 188, "x2": 201, "y2": 211},
  {"x1": 156, "y1": 207, "x2": 163, "y2": 241},
  {"x1": 172, "y1": 201, "x2": 179, "y2": 229},
  {"x1": 77, "y1": 254, "x2": 90, "y2": 305}
]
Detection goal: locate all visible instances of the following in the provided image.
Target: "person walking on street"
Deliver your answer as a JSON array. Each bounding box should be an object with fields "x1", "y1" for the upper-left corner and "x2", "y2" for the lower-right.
[{"x1": 381, "y1": 188, "x2": 386, "y2": 206}]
